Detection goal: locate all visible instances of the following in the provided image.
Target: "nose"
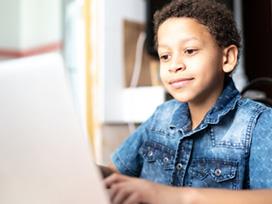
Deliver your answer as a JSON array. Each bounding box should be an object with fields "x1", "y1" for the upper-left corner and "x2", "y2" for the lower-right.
[
  {"x1": 168, "y1": 55, "x2": 186, "y2": 73},
  {"x1": 168, "y1": 64, "x2": 185, "y2": 73}
]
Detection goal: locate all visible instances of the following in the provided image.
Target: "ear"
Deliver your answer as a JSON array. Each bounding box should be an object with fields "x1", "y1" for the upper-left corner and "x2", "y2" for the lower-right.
[{"x1": 222, "y1": 45, "x2": 238, "y2": 73}]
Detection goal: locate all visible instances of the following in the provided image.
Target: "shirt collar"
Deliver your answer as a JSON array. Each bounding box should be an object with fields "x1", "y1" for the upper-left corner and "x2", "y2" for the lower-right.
[
  {"x1": 204, "y1": 76, "x2": 241, "y2": 124},
  {"x1": 170, "y1": 77, "x2": 241, "y2": 130}
]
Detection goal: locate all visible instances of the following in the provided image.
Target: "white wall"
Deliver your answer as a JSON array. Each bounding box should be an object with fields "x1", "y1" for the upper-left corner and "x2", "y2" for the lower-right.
[
  {"x1": 20, "y1": 0, "x2": 62, "y2": 50},
  {"x1": 0, "y1": 0, "x2": 62, "y2": 51},
  {"x1": 101, "y1": 0, "x2": 146, "y2": 122},
  {"x1": 0, "y1": 0, "x2": 21, "y2": 49}
]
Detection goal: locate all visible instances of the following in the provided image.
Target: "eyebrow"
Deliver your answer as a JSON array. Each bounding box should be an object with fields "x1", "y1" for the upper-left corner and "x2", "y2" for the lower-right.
[{"x1": 158, "y1": 37, "x2": 199, "y2": 49}]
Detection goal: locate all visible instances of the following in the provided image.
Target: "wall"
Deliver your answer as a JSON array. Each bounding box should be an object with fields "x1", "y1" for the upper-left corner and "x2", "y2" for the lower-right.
[
  {"x1": 0, "y1": 0, "x2": 62, "y2": 57},
  {"x1": 20, "y1": 0, "x2": 62, "y2": 50},
  {"x1": 0, "y1": 0, "x2": 21, "y2": 49},
  {"x1": 101, "y1": 0, "x2": 146, "y2": 122},
  {"x1": 97, "y1": 0, "x2": 148, "y2": 164}
]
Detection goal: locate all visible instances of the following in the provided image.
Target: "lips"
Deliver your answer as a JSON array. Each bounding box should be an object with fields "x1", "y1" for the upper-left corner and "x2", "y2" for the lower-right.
[{"x1": 169, "y1": 77, "x2": 194, "y2": 89}]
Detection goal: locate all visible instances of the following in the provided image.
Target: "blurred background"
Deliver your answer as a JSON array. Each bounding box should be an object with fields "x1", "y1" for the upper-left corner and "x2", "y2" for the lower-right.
[{"x1": 0, "y1": 0, "x2": 271, "y2": 164}]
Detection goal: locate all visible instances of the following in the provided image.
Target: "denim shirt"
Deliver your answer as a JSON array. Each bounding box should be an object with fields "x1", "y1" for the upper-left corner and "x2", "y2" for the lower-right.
[{"x1": 112, "y1": 77, "x2": 272, "y2": 189}]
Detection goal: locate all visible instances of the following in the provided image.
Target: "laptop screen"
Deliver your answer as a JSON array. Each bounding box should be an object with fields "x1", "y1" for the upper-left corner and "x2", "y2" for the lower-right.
[{"x1": 0, "y1": 53, "x2": 109, "y2": 204}]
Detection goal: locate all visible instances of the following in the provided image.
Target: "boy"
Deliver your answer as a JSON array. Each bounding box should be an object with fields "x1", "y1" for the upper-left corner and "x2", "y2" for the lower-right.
[{"x1": 103, "y1": 0, "x2": 272, "y2": 203}]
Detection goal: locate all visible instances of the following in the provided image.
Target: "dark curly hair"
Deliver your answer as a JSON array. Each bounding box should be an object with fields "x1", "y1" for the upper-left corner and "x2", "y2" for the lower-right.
[{"x1": 153, "y1": 0, "x2": 241, "y2": 57}]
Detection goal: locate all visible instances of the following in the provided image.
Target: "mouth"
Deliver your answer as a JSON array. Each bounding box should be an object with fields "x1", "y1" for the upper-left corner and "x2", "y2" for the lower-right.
[{"x1": 169, "y1": 77, "x2": 194, "y2": 89}]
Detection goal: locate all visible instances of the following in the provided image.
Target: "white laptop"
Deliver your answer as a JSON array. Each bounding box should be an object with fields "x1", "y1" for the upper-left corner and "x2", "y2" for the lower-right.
[{"x1": 0, "y1": 53, "x2": 110, "y2": 204}]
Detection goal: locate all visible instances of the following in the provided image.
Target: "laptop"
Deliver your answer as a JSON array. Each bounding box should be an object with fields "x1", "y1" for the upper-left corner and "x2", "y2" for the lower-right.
[{"x1": 0, "y1": 53, "x2": 110, "y2": 204}]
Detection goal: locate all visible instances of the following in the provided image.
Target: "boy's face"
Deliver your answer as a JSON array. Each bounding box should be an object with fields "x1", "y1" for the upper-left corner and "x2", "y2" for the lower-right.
[{"x1": 157, "y1": 17, "x2": 226, "y2": 105}]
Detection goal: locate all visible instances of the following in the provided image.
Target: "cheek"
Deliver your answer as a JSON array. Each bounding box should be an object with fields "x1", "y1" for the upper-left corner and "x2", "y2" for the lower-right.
[
  {"x1": 159, "y1": 66, "x2": 167, "y2": 81},
  {"x1": 159, "y1": 68, "x2": 170, "y2": 90},
  {"x1": 193, "y1": 58, "x2": 222, "y2": 76}
]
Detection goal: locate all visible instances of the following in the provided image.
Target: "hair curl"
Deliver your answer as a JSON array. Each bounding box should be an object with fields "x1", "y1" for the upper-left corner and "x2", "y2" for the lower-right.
[{"x1": 153, "y1": 0, "x2": 241, "y2": 57}]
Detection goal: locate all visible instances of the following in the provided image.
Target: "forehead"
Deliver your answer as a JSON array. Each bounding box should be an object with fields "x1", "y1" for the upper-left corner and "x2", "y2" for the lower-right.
[{"x1": 157, "y1": 17, "x2": 216, "y2": 47}]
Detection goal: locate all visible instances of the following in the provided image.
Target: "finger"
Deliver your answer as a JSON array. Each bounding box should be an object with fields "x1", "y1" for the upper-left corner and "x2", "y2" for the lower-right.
[
  {"x1": 112, "y1": 183, "x2": 131, "y2": 204},
  {"x1": 108, "y1": 183, "x2": 120, "y2": 201},
  {"x1": 104, "y1": 173, "x2": 125, "y2": 188},
  {"x1": 107, "y1": 187, "x2": 115, "y2": 201},
  {"x1": 123, "y1": 193, "x2": 142, "y2": 204},
  {"x1": 109, "y1": 182, "x2": 130, "y2": 202}
]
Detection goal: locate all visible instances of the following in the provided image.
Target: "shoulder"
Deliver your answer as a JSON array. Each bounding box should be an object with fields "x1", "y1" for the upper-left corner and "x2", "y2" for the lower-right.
[
  {"x1": 250, "y1": 100, "x2": 272, "y2": 139},
  {"x1": 249, "y1": 102, "x2": 272, "y2": 188},
  {"x1": 226, "y1": 98, "x2": 271, "y2": 136},
  {"x1": 156, "y1": 99, "x2": 183, "y2": 111},
  {"x1": 152, "y1": 99, "x2": 185, "y2": 119},
  {"x1": 238, "y1": 97, "x2": 267, "y2": 109},
  {"x1": 148, "y1": 99, "x2": 185, "y2": 128},
  {"x1": 237, "y1": 97, "x2": 269, "y2": 115},
  {"x1": 255, "y1": 105, "x2": 272, "y2": 128}
]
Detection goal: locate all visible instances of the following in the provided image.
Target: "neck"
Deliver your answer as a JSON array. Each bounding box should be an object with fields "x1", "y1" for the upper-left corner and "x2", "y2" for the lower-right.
[
  {"x1": 189, "y1": 101, "x2": 214, "y2": 130},
  {"x1": 188, "y1": 80, "x2": 225, "y2": 130}
]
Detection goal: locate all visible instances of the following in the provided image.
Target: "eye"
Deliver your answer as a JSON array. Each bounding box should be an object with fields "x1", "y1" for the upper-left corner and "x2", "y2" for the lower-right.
[
  {"x1": 184, "y1": 48, "x2": 198, "y2": 55},
  {"x1": 159, "y1": 54, "x2": 171, "y2": 62}
]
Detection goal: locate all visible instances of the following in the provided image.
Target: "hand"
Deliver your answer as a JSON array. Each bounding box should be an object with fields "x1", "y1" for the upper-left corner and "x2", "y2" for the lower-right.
[
  {"x1": 97, "y1": 165, "x2": 116, "y2": 178},
  {"x1": 104, "y1": 173, "x2": 156, "y2": 204},
  {"x1": 104, "y1": 173, "x2": 185, "y2": 204},
  {"x1": 104, "y1": 174, "x2": 272, "y2": 204}
]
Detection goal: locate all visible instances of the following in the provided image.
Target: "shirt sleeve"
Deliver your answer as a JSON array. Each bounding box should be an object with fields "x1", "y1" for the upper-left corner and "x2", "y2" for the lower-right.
[
  {"x1": 249, "y1": 108, "x2": 272, "y2": 188},
  {"x1": 111, "y1": 116, "x2": 153, "y2": 177}
]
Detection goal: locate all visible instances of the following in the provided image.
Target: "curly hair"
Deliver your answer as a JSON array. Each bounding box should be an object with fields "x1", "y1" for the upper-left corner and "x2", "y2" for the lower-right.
[{"x1": 153, "y1": 0, "x2": 241, "y2": 56}]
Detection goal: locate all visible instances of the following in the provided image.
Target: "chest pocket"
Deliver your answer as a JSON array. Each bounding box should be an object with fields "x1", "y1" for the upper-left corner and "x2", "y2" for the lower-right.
[
  {"x1": 139, "y1": 141, "x2": 175, "y2": 184},
  {"x1": 187, "y1": 159, "x2": 238, "y2": 189}
]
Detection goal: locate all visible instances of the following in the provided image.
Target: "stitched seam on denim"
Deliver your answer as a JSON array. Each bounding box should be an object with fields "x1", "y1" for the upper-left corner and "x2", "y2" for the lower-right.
[
  {"x1": 114, "y1": 155, "x2": 138, "y2": 176},
  {"x1": 142, "y1": 140, "x2": 176, "y2": 155},
  {"x1": 150, "y1": 117, "x2": 208, "y2": 138},
  {"x1": 242, "y1": 105, "x2": 267, "y2": 189},
  {"x1": 140, "y1": 140, "x2": 176, "y2": 169},
  {"x1": 188, "y1": 158, "x2": 239, "y2": 188},
  {"x1": 244, "y1": 105, "x2": 267, "y2": 155},
  {"x1": 210, "y1": 127, "x2": 216, "y2": 147},
  {"x1": 214, "y1": 100, "x2": 267, "y2": 149},
  {"x1": 206, "y1": 95, "x2": 241, "y2": 124},
  {"x1": 192, "y1": 160, "x2": 238, "y2": 173},
  {"x1": 233, "y1": 161, "x2": 240, "y2": 189},
  {"x1": 210, "y1": 126, "x2": 245, "y2": 149},
  {"x1": 191, "y1": 158, "x2": 238, "y2": 164},
  {"x1": 150, "y1": 127, "x2": 169, "y2": 136},
  {"x1": 214, "y1": 143, "x2": 245, "y2": 149},
  {"x1": 180, "y1": 139, "x2": 193, "y2": 185}
]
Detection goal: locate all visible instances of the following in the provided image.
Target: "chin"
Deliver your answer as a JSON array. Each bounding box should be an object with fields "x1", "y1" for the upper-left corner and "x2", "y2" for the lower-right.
[{"x1": 171, "y1": 94, "x2": 192, "y2": 103}]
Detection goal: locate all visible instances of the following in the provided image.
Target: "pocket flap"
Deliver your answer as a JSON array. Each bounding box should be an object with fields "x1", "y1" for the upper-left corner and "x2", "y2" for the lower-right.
[
  {"x1": 209, "y1": 160, "x2": 237, "y2": 182},
  {"x1": 139, "y1": 141, "x2": 175, "y2": 169},
  {"x1": 190, "y1": 159, "x2": 238, "y2": 183}
]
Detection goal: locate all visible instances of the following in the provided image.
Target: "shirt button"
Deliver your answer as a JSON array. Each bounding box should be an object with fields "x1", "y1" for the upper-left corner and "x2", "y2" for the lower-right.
[
  {"x1": 163, "y1": 157, "x2": 169, "y2": 163},
  {"x1": 147, "y1": 151, "x2": 153, "y2": 157},
  {"x1": 176, "y1": 163, "x2": 183, "y2": 170},
  {"x1": 214, "y1": 168, "x2": 222, "y2": 176}
]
